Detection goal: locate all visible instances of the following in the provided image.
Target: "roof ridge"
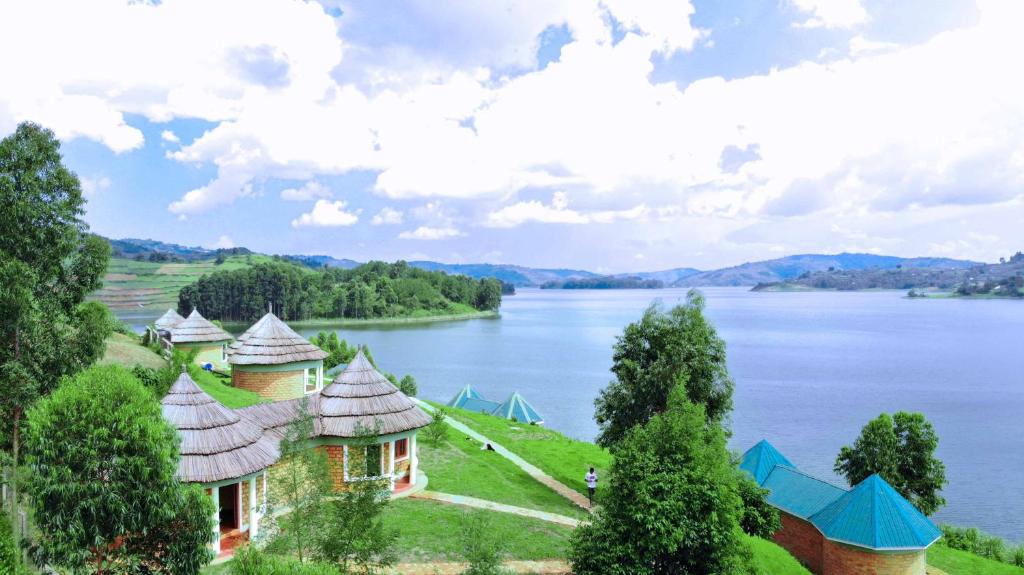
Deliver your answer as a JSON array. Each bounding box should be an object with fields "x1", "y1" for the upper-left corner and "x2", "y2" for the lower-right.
[{"x1": 765, "y1": 464, "x2": 850, "y2": 493}]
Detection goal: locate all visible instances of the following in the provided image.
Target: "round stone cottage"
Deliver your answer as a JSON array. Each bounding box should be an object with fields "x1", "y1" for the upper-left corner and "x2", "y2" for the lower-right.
[
  {"x1": 317, "y1": 349, "x2": 432, "y2": 493},
  {"x1": 228, "y1": 312, "x2": 328, "y2": 401},
  {"x1": 160, "y1": 370, "x2": 280, "y2": 556},
  {"x1": 170, "y1": 309, "x2": 233, "y2": 370}
]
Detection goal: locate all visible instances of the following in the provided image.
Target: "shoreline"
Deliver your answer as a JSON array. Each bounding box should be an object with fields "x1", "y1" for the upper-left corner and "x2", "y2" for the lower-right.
[{"x1": 225, "y1": 310, "x2": 501, "y2": 329}]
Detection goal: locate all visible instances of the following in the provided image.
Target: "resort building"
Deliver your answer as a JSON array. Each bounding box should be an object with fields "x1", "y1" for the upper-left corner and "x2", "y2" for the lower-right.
[
  {"x1": 228, "y1": 312, "x2": 328, "y2": 401},
  {"x1": 153, "y1": 308, "x2": 185, "y2": 339},
  {"x1": 161, "y1": 370, "x2": 278, "y2": 556},
  {"x1": 170, "y1": 309, "x2": 233, "y2": 370},
  {"x1": 740, "y1": 440, "x2": 941, "y2": 575},
  {"x1": 447, "y1": 384, "x2": 544, "y2": 424}
]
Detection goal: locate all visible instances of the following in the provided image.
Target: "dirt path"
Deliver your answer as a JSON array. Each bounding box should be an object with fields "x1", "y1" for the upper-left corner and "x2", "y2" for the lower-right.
[{"x1": 412, "y1": 490, "x2": 581, "y2": 527}]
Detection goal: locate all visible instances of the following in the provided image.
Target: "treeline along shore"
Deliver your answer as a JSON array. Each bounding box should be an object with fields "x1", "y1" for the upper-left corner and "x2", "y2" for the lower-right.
[{"x1": 178, "y1": 260, "x2": 503, "y2": 323}]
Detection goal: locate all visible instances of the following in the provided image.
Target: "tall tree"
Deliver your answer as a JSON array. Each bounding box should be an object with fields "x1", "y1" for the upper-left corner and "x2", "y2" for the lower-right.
[
  {"x1": 834, "y1": 411, "x2": 947, "y2": 515},
  {"x1": 23, "y1": 365, "x2": 212, "y2": 574},
  {"x1": 570, "y1": 386, "x2": 751, "y2": 575},
  {"x1": 0, "y1": 122, "x2": 112, "y2": 546},
  {"x1": 593, "y1": 291, "x2": 733, "y2": 447}
]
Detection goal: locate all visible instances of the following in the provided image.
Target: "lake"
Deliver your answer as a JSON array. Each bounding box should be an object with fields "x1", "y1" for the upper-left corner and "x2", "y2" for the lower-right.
[{"x1": 294, "y1": 287, "x2": 1024, "y2": 542}]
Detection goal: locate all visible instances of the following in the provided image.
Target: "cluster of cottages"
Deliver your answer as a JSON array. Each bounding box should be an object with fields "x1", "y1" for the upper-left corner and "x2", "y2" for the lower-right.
[
  {"x1": 740, "y1": 440, "x2": 941, "y2": 575},
  {"x1": 154, "y1": 308, "x2": 431, "y2": 556}
]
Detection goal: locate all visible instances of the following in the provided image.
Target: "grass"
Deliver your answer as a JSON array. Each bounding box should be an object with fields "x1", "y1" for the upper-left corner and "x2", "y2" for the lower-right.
[
  {"x1": 97, "y1": 332, "x2": 167, "y2": 369},
  {"x1": 746, "y1": 535, "x2": 811, "y2": 574},
  {"x1": 418, "y1": 434, "x2": 589, "y2": 519},
  {"x1": 430, "y1": 401, "x2": 612, "y2": 496},
  {"x1": 928, "y1": 544, "x2": 1024, "y2": 575},
  {"x1": 190, "y1": 368, "x2": 266, "y2": 408}
]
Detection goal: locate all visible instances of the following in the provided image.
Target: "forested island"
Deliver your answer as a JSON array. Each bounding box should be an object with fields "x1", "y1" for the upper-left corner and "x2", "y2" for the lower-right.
[
  {"x1": 177, "y1": 260, "x2": 503, "y2": 322},
  {"x1": 541, "y1": 276, "x2": 664, "y2": 289}
]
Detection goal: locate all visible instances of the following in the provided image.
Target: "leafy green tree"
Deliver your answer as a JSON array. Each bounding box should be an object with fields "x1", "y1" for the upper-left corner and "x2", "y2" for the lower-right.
[
  {"x1": 570, "y1": 387, "x2": 751, "y2": 575},
  {"x1": 594, "y1": 291, "x2": 733, "y2": 447},
  {"x1": 737, "y1": 475, "x2": 781, "y2": 539},
  {"x1": 0, "y1": 508, "x2": 18, "y2": 574},
  {"x1": 0, "y1": 123, "x2": 112, "y2": 546},
  {"x1": 23, "y1": 365, "x2": 211, "y2": 573},
  {"x1": 459, "y1": 514, "x2": 509, "y2": 575},
  {"x1": 399, "y1": 374, "x2": 418, "y2": 397},
  {"x1": 313, "y1": 427, "x2": 398, "y2": 574},
  {"x1": 263, "y1": 397, "x2": 331, "y2": 562},
  {"x1": 424, "y1": 407, "x2": 449, "y2": 447},
  {"x1": 835, "y1": 411, "x2": 947, "y2": 515}
]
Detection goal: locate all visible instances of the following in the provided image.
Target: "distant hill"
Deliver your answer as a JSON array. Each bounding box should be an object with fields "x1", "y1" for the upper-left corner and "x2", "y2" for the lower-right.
[
  {"x1": 542, "y1": 276, "x2": 665, "y2": 289},
  {"x1": 407, "y1": 261, "x2": 597, "y2": 287},
  {"x1": 107, "y1": 237, "x2": 223, "y2": 261},
  {"x1": 624, "y1": 267, "x2": 702, "y2": 284},
  {"x1": 283, "y1": 254, "x2": 361, "y2": 269},
  {"x1": 675, "y1": 253, "x2": 980, "y2": 287}
]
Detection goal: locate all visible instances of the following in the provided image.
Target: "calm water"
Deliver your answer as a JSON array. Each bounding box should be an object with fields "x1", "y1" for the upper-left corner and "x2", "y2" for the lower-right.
[{"x1": 134, "y1": 288, "x2": 1024, "y2": 540}]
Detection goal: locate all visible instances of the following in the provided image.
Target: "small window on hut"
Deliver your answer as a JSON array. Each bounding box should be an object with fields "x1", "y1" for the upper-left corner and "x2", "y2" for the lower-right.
[
  {"x1": 365, "y1": 444, "x2": 382, "y2": 477},
  {"x1": 395, "y1": 438, "x2": 408, "y2": 460},
  {"x1": 305, "y1": 367, "x2": 318, "y2": 393}
]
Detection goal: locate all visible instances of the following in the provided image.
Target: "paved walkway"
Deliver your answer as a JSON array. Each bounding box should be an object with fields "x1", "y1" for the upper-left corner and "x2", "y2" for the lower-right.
[
  {"x1": 412, "y1": 490, "x2": 581, "y2": 527},
  {"x1": 415, "y1": 399, "x2": 593, "y2": 512},
  {"x1": 388, "y1": 560, "x2": 571, "y2": 574}
]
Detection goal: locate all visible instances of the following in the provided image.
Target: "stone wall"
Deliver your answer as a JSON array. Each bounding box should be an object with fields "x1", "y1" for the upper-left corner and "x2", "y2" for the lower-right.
[
  {"x1": 822, "y1": 540, "x2": 926, "y2": 575},
  {"x1": 773, "y1": 512, "x2": 824, "y2": 573},
  {"x1": 232, "y1": 368, "x2": 304, "y2": 401}
]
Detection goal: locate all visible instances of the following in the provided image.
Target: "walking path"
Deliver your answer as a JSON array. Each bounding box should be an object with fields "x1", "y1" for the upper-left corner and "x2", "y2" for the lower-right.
[
  {"x1": 388, "y1": 560, "x2": 571, "y2": 574},
  {"x1": 412, "y1": 490, "x2": 581, "y2": 527},
  {"x1": 415, "y1": 399, "x2": 593, "y2": 512}
]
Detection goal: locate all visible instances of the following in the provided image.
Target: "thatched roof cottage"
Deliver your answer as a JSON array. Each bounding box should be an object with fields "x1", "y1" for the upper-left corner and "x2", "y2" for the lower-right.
[
  {"x1": 154, "y1": 308, "x2": 186, "y2": 336},
  {"x1": 228, "y1": 312, "x2": 328, "y2": 401},
  {"x1": 170, "y1": 310, "x2": 233, "y2": 369}
]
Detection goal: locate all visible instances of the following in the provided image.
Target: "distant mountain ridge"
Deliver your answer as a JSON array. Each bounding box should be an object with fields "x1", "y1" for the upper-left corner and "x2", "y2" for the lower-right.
[{"x1": 407, "y1": 261, "x2": 598, "y2": 286}]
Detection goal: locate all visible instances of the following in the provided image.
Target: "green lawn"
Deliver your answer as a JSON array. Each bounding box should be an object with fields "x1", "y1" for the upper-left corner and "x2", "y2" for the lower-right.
[
  {"x1": 746, "y1": 535, "x2": 811, "y2": 574},
  {"x1": 430, "y1": 401, "x2": 612, "y2": 496},
  {"x1": 190, "y1": 369, "x2": 266, "y2": 408},
  {"x1": 928, "y1": 544, "x2": 1024, "y2": 575},
  {"x1": 98, "y1": 332, "x2": 167, "y2": 370},
  {"x1": 418, "y1": 433, "x2": 589, "y2": 519}
]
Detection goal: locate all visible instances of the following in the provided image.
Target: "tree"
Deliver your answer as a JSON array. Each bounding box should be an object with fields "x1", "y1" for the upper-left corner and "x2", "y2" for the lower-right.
[
  {"x1": 834, "y1": 411, "x2": 947, "y2": 515},
  {"x1": 737, "y1": 475, "x2": 780, "y2": 539},
  {"x1": 22, "y1": 365, "x2": 211, "y2": 573},
  {"x1": 570, "y1": 387, "x2": 751, "y2": 575},
  {"x1": 313, "y1": 426, "x2": 398, "y2": 574},
  {"x1": 399, "y1": 374, "x2": 418, "y2": 397},
  {"x1": 459, "y1": 514, "x2": 509, "y2": 575},
  {"x1": 0, "y1": 123, "x2": 112, "y2": 547},
  {"x1": 424, "y1": 407, "x2": 449, "y2": 447},
  {"x1": 593, "y1": 291, "x2": 733, "y2": 447},
  {"x1": 262, "y1": 397, "x2": 331, "y2": 562}
]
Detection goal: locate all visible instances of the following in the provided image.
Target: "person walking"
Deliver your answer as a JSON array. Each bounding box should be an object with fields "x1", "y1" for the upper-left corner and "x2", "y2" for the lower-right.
[{"x1": 585, "y1": 467, "x2": 598, "y2": 507}]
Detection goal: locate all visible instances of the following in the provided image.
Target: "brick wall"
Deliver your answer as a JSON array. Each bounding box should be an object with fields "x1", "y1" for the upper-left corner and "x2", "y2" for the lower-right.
[
  {"x1": 773, "y1": 512, "x2": 824, "y2": 573},
  {"x1": 822, "y1": 540, "x2": 926, "y2": 575},
  {"x1": 232, "y1": 368, "x2": 304, "y2": 401},
  {"x1": 324, "y1": 446, "x2": 346, "y2": 492}
]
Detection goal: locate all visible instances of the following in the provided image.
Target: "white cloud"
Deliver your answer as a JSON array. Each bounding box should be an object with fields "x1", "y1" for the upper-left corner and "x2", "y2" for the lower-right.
[
  {"x1": 209, "y1": 234, "x2": 235, "y2": 249},
  {"x1": 371, "y1": 207, "x2": 404, "y2": 225},
  {"x1": 485, "y1": 192, "x2": 648, "y2": 227},
  {"x1": 398, "y1": 226, "x2": 464, "y2": 240},
  {"x1": 161, "y1": 130, "x2": 180, "y2": 143},
  {"x1": 280, "y1": 181, "x2": 333, "y2": 201},
  {"x1": 80, "y1": 175, "x2": 110, "y2": 198},
  {"x1": 291, "y1": 199, "x2": 360, "y2": 228},
  {"x1": 791, "y1": 0, "x2": 868, "y2": 29},
  {"x1": 848, "y1": 35, "x2": 899, "y2": 57}
]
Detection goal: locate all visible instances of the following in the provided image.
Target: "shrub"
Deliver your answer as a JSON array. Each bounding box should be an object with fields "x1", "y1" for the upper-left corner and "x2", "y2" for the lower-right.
[
  {"x1": 231, "y1": 546, "x2": 337, "y2": 575},
  {"x1": 941, "y1": 524, "x2": 1021, "y2": 566},
  {"x1": 0, "y1": 509, "x2": 18, "y2": 574},
  {"x1": 424, "y1": 407, "x2": 449, "y2": 447},
  {"x1": 459, "y1": 514, "x2": 508, "y2": 575},
  {"x1": 399, "y1": 374, "x2": 418, "y2": 397}
]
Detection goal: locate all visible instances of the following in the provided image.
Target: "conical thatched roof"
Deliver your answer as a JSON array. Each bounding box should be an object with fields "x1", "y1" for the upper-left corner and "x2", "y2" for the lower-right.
[
  {"x1": 228, "y1": 312, "x2": 328, "y2": 366},
  {"x1": 161, "y1": 371, "x2": 279, "y2": 483},
  {"x1": 170, "y1": 309, "x2": 232, "y2": 344},
  {"x1": 154, "y1": 308, "x2": 186, "y2": 331},
  {"x1": 318, "y1": 349, "x2": 431, "y2": 437}
]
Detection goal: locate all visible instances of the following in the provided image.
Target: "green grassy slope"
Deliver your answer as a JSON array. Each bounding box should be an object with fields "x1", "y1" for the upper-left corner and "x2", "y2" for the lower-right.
[
  {"x1": 928, "y1": 544, "x2": 1024, "y2": 575},
  {"x1": 97, "y1": 333, "x2": 167, "y2": 370},
  {"x1": 746, "y1": 535, "x2": 811, "y2": 574},
  {"x1": 190, "y1": 369, "x2": 266, "y2": 409}
]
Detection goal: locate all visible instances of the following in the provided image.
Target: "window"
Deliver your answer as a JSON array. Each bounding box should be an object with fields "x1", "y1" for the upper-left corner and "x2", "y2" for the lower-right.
[
  {"x1": 221, "y1": 344, "x2": 227, "y2": 361},
  {"x1": 365, "y1": 444, "x2": 382, "y2": 477},
  {"x1": 304, "y1": 367, "x2": 317, "y2": 393},
  {"x1": 395, "y1": 438, "x2": 408, "y2": 460}
]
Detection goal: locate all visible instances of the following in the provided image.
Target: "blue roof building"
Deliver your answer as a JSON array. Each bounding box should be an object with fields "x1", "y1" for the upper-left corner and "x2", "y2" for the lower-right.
[
  {"x1": 445, "y1": 386, "x2": 544, "y2": 424},
  {"x1": 739, "y1": 440, "x2": 940, "y2": 575}
]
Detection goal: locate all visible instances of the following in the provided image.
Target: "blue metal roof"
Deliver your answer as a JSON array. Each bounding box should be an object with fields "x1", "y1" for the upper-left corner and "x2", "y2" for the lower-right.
[
  {"x1": 761, "y1": 466, "x2": 848, "y2": 520},
  {"x1": 447, "y1": 384, "x2": 484, "y2": 408},
  {"x1": 740, "y1": 440, "x2": 796, "y2": 484},
  {"x1": 459, "y1": 397, "x2": 501, "y2": 414},
  {"x1": 810, "y1": 474, "x2": 942, "y2": 550},
  {"x1": 493, "y1": 392, "x2": 544, "y2": 424}
]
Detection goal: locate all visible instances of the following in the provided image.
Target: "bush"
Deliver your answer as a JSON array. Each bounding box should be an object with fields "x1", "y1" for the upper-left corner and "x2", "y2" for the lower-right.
[
  {"x1": 460, "y1": 514, "x2": 508, "y2": 575},
  {"x1": 737, "y1": 474, "x2": 780, "y2": 539},
  {"x1": 424, "y1": 407, "x2": 449, "y2": 447},
  {"x1": 941, "y1": 524, "x2": 1022, "y2": 566},
  {"x1": 399, "y1": 374, "x2": 418, "y2": 397},
  {"x1": 0, "y1": 509, "x2": 18, "y2": 574},
  {"x1": 230, "y1": 546, "x2": 337, "y2": 575}
]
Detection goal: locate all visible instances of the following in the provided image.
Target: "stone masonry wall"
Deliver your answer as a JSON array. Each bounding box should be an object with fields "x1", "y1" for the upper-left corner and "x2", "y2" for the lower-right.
[
  {"x1": 232, "y1": 368, "x2": 304, "y2": 401},
  {"x1": 774, "y1": 512, "x2": 824, "y2": 574},
  {"x1": 822, "y1": 540, "x2": 926, "y2": 575}
]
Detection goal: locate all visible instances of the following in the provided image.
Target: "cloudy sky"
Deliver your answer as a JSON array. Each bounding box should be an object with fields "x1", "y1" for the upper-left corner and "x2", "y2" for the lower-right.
[{"x1": 2, "y1": 0, "x2": 1021, "y2": 272}]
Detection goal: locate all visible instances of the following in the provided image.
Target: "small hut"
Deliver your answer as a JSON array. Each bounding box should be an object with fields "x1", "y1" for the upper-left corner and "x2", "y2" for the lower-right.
[
  {"x1": 170, "y1": 310, "x2": 233, "y2": 369},
  {"x1": 228, "y1": 312, "x2": 328, "y2": 401},
  {"x1": 154, "y1": 308, "x2": 186, "y2": 338},
  {"x1": 161, "y1": 371, "x2": 279, "y2": 555},
  {"x1": 493, "y1": 392, "x2": 544, "y2": 424},
  {"x1": 317, "y1": 349, "x2": 431, "y2": 492}
]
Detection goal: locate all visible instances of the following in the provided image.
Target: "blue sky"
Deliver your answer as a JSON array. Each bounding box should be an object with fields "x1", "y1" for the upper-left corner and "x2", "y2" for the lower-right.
[{"x1": 2, "y1": 0, "x2": 1020, "y2": 272}]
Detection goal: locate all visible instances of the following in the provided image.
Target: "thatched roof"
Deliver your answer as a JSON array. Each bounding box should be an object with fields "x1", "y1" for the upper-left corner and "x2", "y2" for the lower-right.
[
  {"x1": 161, "y1": 371, "x2": 279, "y2": 483},
  {"x1": 170, "y1": 309, "x2": 232, "y2": 344},
  {"x1": 236, "y1": 397, "x2": 319, "y2": 440},
  {"x1": 154, "y1": 308, "x2": 186, "y2": 331},
  {"x1": 228, "y1": 312, "x2": 327, "y2": 366},
  {"x1": 318, "y1": 349, "x2": 431, "y2": 437}
]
